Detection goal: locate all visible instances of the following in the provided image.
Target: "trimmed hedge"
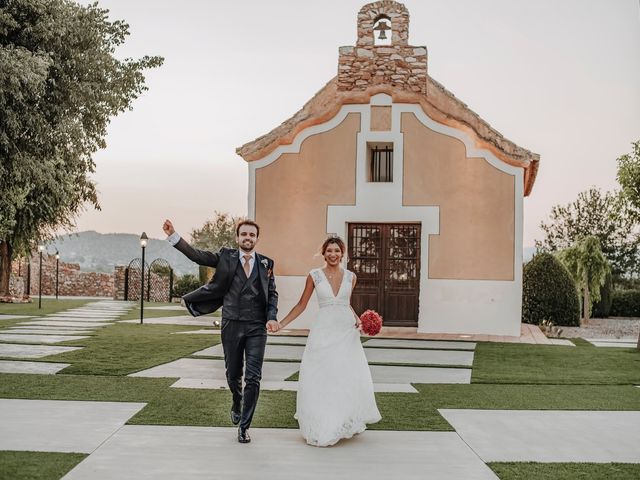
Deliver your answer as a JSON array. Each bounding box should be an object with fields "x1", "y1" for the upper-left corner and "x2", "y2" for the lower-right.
[
  {"x1": 172, "y1": 274, "x2": 201, "y2": 298},
  {"x1": 593, "y1": 268, "x2": 613, "y2": 318},
  {"x1": 610, "y1": 290, "x2": 640, "y2": 318},
  {"x1": 522, "y1": 253, "x2": 581, "y2": 326}
]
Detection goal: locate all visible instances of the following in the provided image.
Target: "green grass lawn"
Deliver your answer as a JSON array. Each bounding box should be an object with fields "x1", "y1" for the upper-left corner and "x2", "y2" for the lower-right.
[
  {"x1": 0, "y1": 298, "x2": 93, "y2": 317},
  {"x1": 118, "y1": 302, "x2": 220, "y2": 321},
  {"x1": 488, "y1": 462, "x2": 640, "y2": 479},
  {"x1": 0, "y1": 451, "x2": 87, "y2": 480},
  {"x1": 52, "y1": 323, "x2": 219, "y2": 376},
  {"x1": 472, "y1": 341, "x2": 640, "y2": 385}
]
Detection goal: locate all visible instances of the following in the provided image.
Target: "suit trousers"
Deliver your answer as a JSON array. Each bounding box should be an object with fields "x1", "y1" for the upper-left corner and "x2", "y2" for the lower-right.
[{"x1": 220, "y1": 318, "x2": 267, "y2": 430}]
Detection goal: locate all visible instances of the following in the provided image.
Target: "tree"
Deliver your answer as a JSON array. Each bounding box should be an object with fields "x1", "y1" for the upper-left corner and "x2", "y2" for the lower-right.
[
  {"x1": 190, "y1": 211, "x2": 242, "y2": 283},
  {"x1": 536, "y1": 187, "x2": 639, "y2": 278},
  {"x1": 615, "y1": 140, "x2": 640, "y2": 349},
  {"x1": 190, "y1": 211, "x2": 241, "y2": 251},
  {"x1": 617, "y1": 140, "x2": 640, "y2": 221},
  {"x1": 0, "y1": 0, "x2": 163, "y2": 297},
  {"x1": 556, "y1": 236, "x2": 609, "y2": 324}
]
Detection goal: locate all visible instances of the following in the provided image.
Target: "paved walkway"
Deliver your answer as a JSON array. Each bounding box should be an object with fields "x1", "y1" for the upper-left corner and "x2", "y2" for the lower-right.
[
  {"x1": 2, "y1": 398, "x2": 640, "y2": 479},
  {"x1": 439, "y1": 409, "x2": 640, "y2": 462},
  {"x1": 0, "y1": 300, "x2": 134, "y2": 373}
]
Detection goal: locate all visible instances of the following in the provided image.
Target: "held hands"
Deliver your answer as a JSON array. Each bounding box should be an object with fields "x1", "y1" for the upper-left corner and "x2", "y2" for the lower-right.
[
  {"x1": 163, "y1": 219, "x2": 175, "y2": 236},
  {"x1": 355, "y1": 316, "x2": 363, "y2": 333},
  {"x1": 266, "y1": 320, "x2": 281, "y2": 333}
]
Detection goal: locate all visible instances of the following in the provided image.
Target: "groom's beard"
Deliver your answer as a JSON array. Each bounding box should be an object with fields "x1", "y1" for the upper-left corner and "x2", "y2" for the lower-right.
[{"x1": 239, "y1": 240, "x2": 255, "y2": 253}]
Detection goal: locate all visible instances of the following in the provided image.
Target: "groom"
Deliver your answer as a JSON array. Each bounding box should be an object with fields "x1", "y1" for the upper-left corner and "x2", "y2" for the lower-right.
[{"x1": 163, "y1": 219, "x2": 279, "y2": 443}]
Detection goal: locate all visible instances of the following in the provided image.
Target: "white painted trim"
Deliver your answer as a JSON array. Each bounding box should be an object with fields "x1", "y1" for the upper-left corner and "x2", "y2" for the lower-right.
[{"x1": 247, "y1": 106, "x2": 363, "y2": 219}]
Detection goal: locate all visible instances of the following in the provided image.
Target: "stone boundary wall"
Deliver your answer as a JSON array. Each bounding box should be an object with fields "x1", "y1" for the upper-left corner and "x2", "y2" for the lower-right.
[{"x1": 12, "y1": 255, "x2": 113, "y2": 297}]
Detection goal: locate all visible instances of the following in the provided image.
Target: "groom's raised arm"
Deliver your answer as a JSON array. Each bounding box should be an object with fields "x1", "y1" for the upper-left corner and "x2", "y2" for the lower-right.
[{"x1": 163, "y1": 219, "x2": 221, "y2": 268}]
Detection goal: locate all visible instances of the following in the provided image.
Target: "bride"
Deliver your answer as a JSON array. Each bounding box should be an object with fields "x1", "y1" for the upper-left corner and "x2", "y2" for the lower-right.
[{"x1": 274, "y1": 236, "x2": 381, "y2": 446}]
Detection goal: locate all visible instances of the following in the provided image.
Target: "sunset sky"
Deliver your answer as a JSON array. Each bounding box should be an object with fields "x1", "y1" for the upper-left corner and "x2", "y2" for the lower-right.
[{"x1": 74, "y1": 0, "x2": 640, "y2": 246}]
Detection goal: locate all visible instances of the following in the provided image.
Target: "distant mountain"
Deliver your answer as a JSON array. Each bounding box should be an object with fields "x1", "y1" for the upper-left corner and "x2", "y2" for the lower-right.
[{"x1": 49, "y1": 231, "x2": 198, "y2": 277}]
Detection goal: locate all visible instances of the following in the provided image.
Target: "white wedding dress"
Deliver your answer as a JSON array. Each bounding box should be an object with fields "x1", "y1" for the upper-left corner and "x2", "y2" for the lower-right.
[{"x1": 294, "y1": 268, "x2": 381, "y2": 447}]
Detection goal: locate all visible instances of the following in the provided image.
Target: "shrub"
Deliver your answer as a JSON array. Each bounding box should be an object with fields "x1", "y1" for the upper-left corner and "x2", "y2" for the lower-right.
[
  {"x1": 199, "y1": 265, "x2": 214, "y2": 285},
  {"x1": 172, "y1": 274, "x2": 201, "y2": 298},
  {"x1": 593, "y1": 268, "x2": 613, "y2": 318},
  {"x1": 610, "y1": 289, "x2": 640, "y2": 317},
  {"x1": 522, "y1": 253, "x2": 581, "y2": 326}
]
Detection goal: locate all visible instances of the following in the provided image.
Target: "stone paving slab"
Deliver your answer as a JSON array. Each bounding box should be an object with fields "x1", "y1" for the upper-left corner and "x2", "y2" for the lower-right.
[
  {"x1": 68, "y1": 307, "x2": 128, "y2": 311},
  {"x1": 0, "y1": 359, "x2": 70, "y2": 374},
  {"x1": 0, "y1": 343, "x2": 82, "y2": 358},
  {"x1": 21, "y1": 320, "x2": 113, "y2": 328},
  {"x1": 365, "y1": 348, "x2": 473, "y2": 366},
  {"x1": 0, "y1": 314, "x2": 34, "y2": 320},
  {"x1": 0, "y1": 399, "x2": 146, "y2": 453},
  {"x1": 172, "y1": 329, "x2": 221, "y2": 335},
  {"x1": 6, "y1": 324, "x2": 99, "y2": 330},
  {"x1": 0, "y1": 334, "x2": 90, "y2": 344},
  {"x1": 192, "y1": 344, "x2": 301, "y2": 359},
  {"x1": 62, "y1": 426, "x2": 497, "y2": 480},
  {"x1": 268, "y1": 335, "x2": 308, "y2": 345},
  {"x1": 363, "y1": 339, "x2": 476, "y2": 350},
  {"x1": 133, "y1": 358, "x2": 470, "y2": 384},
  {"x1": 129, "y1": 358, "x2": 300, "y2": 381},
  {"x1": 119, "y1": 316, "x2": 217, "y2": 326},
  {"x1": 47, "y1": 313, "x2": 121, "y2": 318},
  {"x1": 370, "y1": 365, "x2": 471, "y2": 384},
  {"x1": 547, "y1": 338, "x2": 575, "y2": 346},
  {"x1": 588, "y1": 341, "x2": 636, "y2": 348},
  {"x1": 171, "y1": 378, "x2": 419, "y2": 393},
  {"x1": 1, "y1": 328, "x2": 95, "y2": 335},
  {"x1": 43, "y1": 316, "x2": 118, "y2": 322},
  {"x1": 439, "y1": 409, "x2": 640, "y2": 462},
  {"x1": 194, "y1": 344, "x2": 474, "y2": 366},
  {"x1": 146, "y1": 306, "x2": 188, "y2": 311},
  {"x1": 585, "y1": 338, "x2": 637, "y2": 348}
]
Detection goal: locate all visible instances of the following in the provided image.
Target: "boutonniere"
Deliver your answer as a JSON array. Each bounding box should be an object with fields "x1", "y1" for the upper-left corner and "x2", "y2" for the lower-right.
[{"x1": 260, "y1": 259, "x2": 269, "y2": 269}]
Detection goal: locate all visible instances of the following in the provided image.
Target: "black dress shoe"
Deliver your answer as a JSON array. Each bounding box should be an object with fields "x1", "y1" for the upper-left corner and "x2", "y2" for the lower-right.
[
  {"x1": 230, "y1": 408, "x2": 241, "y2": 425},
  {"x1": 238, "y1": 427, "x2": 251, "y2": 443}
]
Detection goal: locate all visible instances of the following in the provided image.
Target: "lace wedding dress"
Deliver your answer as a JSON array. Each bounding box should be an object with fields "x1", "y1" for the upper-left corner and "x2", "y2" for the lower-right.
[{"x1": 294, "y1": 268, "x2": 381, "y2": 447}]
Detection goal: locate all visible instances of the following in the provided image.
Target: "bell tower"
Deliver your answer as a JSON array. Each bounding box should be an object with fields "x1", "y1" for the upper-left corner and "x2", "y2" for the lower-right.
[{"x1": 338, "y1": 1, "x2": 427, "y2": 94}]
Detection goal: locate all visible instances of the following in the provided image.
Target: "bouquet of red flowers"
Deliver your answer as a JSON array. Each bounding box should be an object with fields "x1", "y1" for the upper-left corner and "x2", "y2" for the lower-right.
[{"x1": 359, "y1": 309, "x2": 383, "y2": 336}]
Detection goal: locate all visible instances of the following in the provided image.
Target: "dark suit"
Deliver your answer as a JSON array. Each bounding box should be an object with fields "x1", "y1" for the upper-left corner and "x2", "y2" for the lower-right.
[{"x1": 173, "y1": 238, "x2": 278, "y2": 429}]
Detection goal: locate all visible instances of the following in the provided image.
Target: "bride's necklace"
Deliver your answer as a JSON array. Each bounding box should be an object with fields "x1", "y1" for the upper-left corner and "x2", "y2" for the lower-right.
[{"x1": 325, "y1": 267, "x2": 341, "y2": 279}]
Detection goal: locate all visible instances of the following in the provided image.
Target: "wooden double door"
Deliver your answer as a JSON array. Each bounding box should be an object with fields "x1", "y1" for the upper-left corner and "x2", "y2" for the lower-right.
[{"x1": 347, "y1": 223, "x2": 421, "y2": 327}]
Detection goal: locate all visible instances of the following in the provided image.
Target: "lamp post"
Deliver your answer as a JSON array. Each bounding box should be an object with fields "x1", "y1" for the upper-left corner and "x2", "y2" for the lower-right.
[
  {"x1": 140, "y1": 232, "x2": 148, "y2": 324},
  {"x1": 55, "y1": 251, "x2": 60, "y2": 300},
  {"x1": 37, "y1": 244, "x2": 44, "y2": 309}
]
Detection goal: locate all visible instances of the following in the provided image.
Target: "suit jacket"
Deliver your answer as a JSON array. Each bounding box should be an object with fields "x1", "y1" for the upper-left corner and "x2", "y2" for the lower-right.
[{"x1": 174, "y1": 238, "x2": 278, "y2": 320}]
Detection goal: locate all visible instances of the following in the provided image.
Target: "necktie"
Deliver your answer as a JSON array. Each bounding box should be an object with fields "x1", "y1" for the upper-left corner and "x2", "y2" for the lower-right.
[{"x1": 243, "y1": 254, "x2": 251, "y2": 277}]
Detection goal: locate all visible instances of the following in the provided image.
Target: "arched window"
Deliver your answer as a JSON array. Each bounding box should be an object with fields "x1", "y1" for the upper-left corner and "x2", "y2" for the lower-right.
[{"x1": 373, "y1": 15, "x2": 392, "y2": 46}]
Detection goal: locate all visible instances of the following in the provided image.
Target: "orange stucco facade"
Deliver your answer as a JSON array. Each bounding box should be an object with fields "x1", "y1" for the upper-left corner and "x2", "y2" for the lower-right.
[
  {"x1": 255, "y1": 113, "x2": 360, "y2": 276},
  {"x1": 401, "y1": 112, "x2": 515, "y2": 280}
]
